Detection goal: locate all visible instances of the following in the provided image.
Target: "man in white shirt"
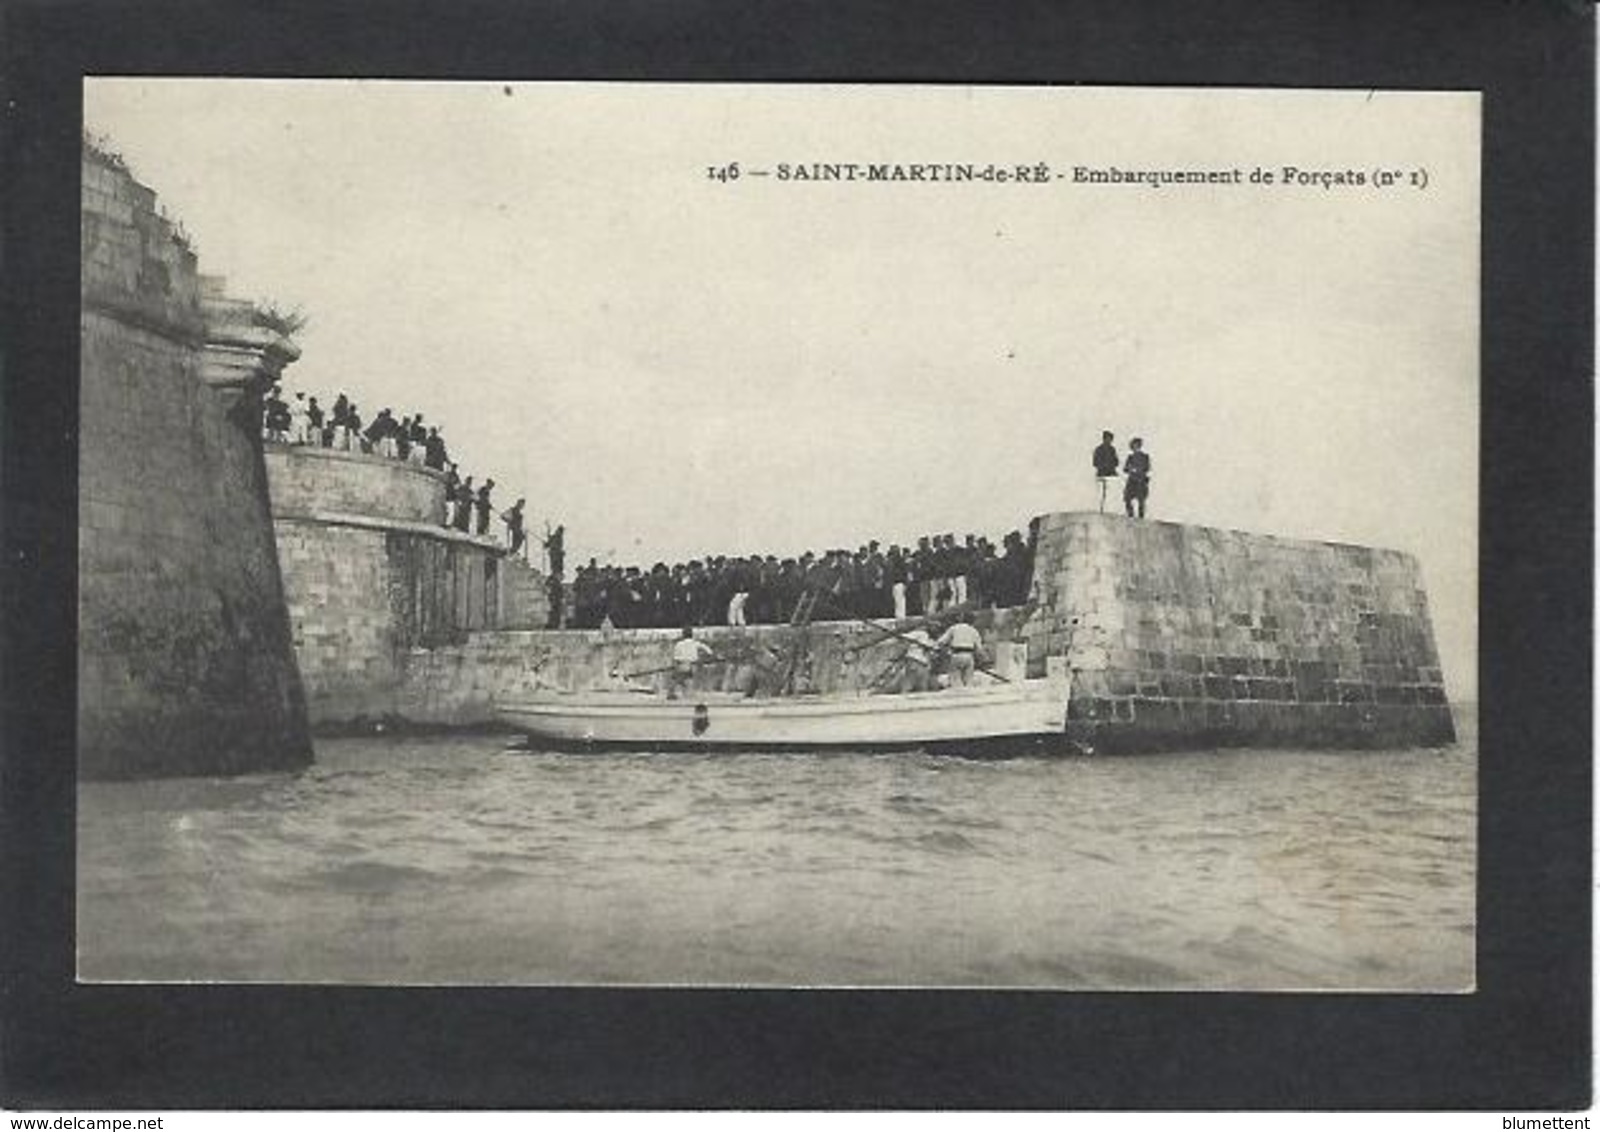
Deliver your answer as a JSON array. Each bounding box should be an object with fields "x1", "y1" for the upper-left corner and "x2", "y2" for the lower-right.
[
  {"x1": 669, "y1": 627, "x2": 716, "y2": 699},
  {"x1": 936, "y1": 615, "x2": 985, "y2": 687},
  {"x1": 899, "y1": 626, "x2": 936, "y2": 693}
]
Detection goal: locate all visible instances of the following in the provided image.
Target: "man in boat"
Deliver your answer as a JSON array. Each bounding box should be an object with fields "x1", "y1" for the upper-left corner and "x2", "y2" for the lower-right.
[
  {"x1": 725, "y1": 642, "x2": 784, "y2": 698},
  {"x1": 935, "y1": 613, "x2": 985, "y2": 687},
  {"x1": 668, "y1": 626, "x2": 716, "y2": 699},
  {"x1": 898, "y1": 625, "x2": 937, "y2": 693}
]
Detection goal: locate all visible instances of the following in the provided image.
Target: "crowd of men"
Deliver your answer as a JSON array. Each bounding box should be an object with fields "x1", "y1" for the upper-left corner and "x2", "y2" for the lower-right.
[
  {"x1": 261, "y1": 386, "x2": 528, "y2": 553},
  {"x1": 569, "y1": 527, "x2": 1038, "y2": 631},
  {"x1": 261, "y1": 387, "x2": 457, "y2": 469},
  {"x1": 261, "y1": 391, "x2": 1144, "y2": 629}
]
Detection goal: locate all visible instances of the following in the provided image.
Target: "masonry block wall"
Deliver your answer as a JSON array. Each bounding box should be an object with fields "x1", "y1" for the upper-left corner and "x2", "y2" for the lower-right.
[
  {"x1": 79, "y1": 146, "x2": 312, "y2": 778},
  {"x1": 267, "y1": 443, "x2": 447, "y2": 524},
  {"x1": 1023, "y1": 512, "x2": 1454, "y2": 752},
  {"x1": 265, "y1": 445, "x2": 548, "y2": 725}
]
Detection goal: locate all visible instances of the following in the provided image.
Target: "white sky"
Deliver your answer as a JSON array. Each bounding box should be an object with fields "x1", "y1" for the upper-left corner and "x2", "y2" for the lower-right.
[{"x1": 85, "y1": 80, "x2": 1479, "y2": 697}]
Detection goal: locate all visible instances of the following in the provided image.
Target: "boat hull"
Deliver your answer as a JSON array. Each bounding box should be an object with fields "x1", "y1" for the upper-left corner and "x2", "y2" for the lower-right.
[{"x1": 497, "y1": 675, "x2": 1070, "y2": 751}]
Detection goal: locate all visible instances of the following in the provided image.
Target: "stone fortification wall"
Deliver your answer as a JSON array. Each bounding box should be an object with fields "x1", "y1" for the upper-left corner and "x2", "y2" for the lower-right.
[
  {"x1": 1024, "y1": 513, "x2": 1453, "y2": 751},
  {"x1": 265, "y1": 444, "x2": 548, "y2": 725},
  {"x1": 369, "y1": 511, "x2": 1454, "y2": 752},
  {"x1": 385, "y1": 610, "x2": 1033, "y2": 728},
  {"x1": 266, "y1": 443, "x2": 447, "y2": 525},
  {"x1": 79, "y1": 147, "x2": 312, "y2": 778}
]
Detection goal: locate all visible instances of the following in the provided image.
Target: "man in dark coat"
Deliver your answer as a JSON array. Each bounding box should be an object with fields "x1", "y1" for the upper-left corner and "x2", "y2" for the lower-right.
[
  {"x1": 1123, "y1": 437, "x2": 1152, "y2": 518},
  {"x1": 424, "y1": 427, "x2": 447, "y2": 470},
  {"x1": 1092, "y1": 430, "x2": 1120, "y2": 513},
  {"x1": 544, "y1": 523, "x2": 565, "y2": 577},
  {"x1": 262, "y1": 385, "x2": 288, "y2": 442},
  {"x1": 409, "y1": 415, "x2": 428, "y2": 463},
  {"x1": 306, "y1": 396, "x2": 326, "y2": 446},
  {"x1": 502, "y1": 499, "x2": 527, "y2": 556},
  {"x1": 330, "y1": 394, "x2": 352, "y2": 449},
  {"x1": 475, "y1": 479, "x2": 495, "y2": 536},
  {"x1": 346, "y1": 403, "x2": 364, "y2": 452}
]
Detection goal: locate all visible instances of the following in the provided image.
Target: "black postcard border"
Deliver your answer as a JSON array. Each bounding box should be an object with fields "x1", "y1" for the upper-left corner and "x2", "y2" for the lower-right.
[{"x1": 2, "y1": 0, "x2": 1592, "y2": 1110}]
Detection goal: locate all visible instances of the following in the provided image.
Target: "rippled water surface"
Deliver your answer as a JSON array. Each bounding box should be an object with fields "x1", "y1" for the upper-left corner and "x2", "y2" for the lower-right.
[{"x1": 78, "y1": 717, "x2": 1475, "y2": 989}]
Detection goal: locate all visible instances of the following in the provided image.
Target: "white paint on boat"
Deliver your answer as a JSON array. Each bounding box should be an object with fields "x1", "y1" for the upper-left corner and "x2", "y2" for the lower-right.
[{"x1": 497, "y1": 659, "x2": 1070, "y2": 748}]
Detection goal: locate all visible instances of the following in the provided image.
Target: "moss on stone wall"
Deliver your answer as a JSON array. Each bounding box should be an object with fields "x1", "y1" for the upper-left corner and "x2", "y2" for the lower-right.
[{"x1": 78, "y1": 151, "x2": 311, "y2": 779}]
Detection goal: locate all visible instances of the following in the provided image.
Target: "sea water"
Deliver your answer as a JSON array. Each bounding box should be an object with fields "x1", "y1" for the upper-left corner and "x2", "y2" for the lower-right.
[{"x1": 77, "y1": 715, "x2": 1475, "y2": 989}]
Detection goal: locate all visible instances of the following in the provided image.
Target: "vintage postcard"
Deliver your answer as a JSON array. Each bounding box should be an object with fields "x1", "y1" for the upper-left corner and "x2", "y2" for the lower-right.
[{"x1": 77, "y1": 80, "x2": 1478, "y2": 990}]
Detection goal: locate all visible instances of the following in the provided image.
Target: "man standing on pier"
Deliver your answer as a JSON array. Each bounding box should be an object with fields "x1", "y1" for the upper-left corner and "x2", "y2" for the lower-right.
[
  {"x1": 1123, "y1": 437, "x2": 1152, "y2": 518},
  {"x1": 502, "y1": 498, "x2": 527, "y2": 555},
  {"x1": 306, "y1": 396, "x2": 325, "y2": 447},
  {"x1": 475, "y1": 479, "x2": 495, "y2": 536},
  {"x1": 1092, "y1": 430, "x2": 1119, "y2": 513}
]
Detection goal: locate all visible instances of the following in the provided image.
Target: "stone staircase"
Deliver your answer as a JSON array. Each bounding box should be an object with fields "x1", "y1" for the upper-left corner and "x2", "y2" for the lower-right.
[{"x1": 497, "y1": 552, "x2": 551, "y2": 629}]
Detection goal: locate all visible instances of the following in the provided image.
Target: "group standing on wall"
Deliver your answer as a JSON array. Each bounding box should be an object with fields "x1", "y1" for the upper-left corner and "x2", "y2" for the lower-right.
[
  {"x1": 1091, "y1": 430, "x2": 1154, "y2": 518},
  {"x1": 262, "y1": 384, "x2": 533, "y2": 556}
]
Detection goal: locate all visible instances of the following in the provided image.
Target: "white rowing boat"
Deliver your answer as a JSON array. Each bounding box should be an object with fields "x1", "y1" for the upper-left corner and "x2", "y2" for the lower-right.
[{"x1": 497, "y1": 657, "x2": 1071, "y2": 750}]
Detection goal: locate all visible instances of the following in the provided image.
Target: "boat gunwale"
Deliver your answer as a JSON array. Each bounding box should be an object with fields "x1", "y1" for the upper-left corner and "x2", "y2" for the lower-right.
[{"x1": 497, "y1": 680, "x2": 1066, "y2": 722}]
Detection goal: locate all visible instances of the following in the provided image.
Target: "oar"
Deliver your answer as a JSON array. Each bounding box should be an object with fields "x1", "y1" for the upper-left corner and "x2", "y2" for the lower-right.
[
  {"x1": 840, "y1": 608, "x2": 962, "y2": 655},
  {"x1": 842, "y1": 596, "x2": 1040, "y2": 653},
  {"x1": 620, "y1": 633, "x2": 779, "y2": 680},
  {"x1": 809, "y1": 591, "x2": 1011, "y2": 683}
]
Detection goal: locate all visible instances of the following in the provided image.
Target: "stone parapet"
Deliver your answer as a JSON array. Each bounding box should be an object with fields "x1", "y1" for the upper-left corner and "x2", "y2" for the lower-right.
[
  {"x1": 273, "y1": 503, "x2": 504, "y2": 549},
  {"x1": 265, "y1": 443, "x2": 451, "y2": 526}
]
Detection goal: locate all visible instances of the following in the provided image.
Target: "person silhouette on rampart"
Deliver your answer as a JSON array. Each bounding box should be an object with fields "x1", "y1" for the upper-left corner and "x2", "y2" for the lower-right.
[
  {"x1": 1123, "y1": 437, "x2": 1152, "y2": 518},
  {"x1": 1092, "y1": 430, "x2": 1119, "y2": 513}
]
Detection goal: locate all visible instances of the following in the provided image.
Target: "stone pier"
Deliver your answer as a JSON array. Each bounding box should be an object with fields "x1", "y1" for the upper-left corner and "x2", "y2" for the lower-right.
[
  {"x1": 378, "y1": 512, "x2": 1453, "y2": 753},
  {"x1": 1024, "y1": 513, "x2": 1454, "y2": 751}
]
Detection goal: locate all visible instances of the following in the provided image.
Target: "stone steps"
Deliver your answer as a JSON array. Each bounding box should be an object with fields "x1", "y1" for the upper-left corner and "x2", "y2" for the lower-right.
[{"x1": 498, "y1": 553, "x2": 550, "y2": 629}]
